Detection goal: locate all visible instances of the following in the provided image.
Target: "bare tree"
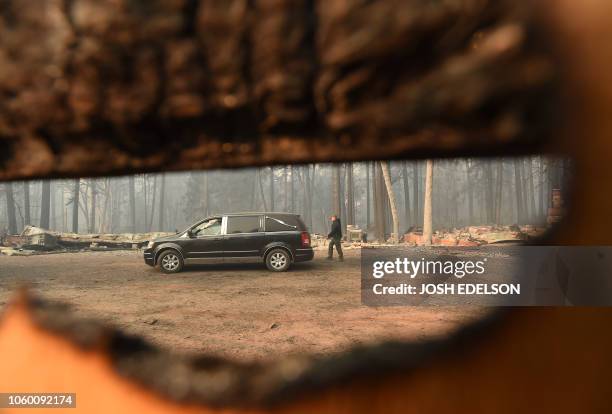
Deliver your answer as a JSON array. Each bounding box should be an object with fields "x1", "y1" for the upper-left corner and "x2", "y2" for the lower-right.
[
  {"x1": 257, "y1": 168, "x2": 268, "y2": 211},
  {"x1": 401, "y1": 161, "x2": 411, "y2": 229},
  {"x1": 527, "y1": 158, "x2": 536, "y2": 223},
  {"x1": 23, "y1": 182, "x2": 31, "y2": 226},
  {"x1": 332, "y1": 165, "x2": 341, "y2": 217},
  {"x1": 366, "y1": 162, "x2": 371, "y2": 229},
  {"x1": 373, "y1": 163, "x2": 386, "y2": 241},
  {"x1": 495, "y1": 160, "x2": 504, "y2": 224},
  {"x1": 381, "y1": 161, "x2": 399, "y2": 243},
  {"x1": 72, "y1": 179, "x2": 80, "y2": 233},
  {"x1": 4, "y1": 183, "x2": 17, "y2": 234},
  {"x1": 201, "y1": 173, "x2": 210, "y2": 217},
  {"x1": 129, "y1": 176, "x2": 136, "y2": 233},
  {"x1": 283, "y1": 166, "x2": 288, "y2": 211},
  {"x1": 422, "y1": 160, "x2": 434, "y2": 245},
  {"x1": 513, "y1": 159, "x2": 524, "y2": 224},
  {"x1": 465, "y1": 159, "x2": 474, "y2": 224},
  {"x1": 159, "y1": 174, "x2": 166, "y2": 230},
  {"x1": 484, "y1": 162, "x2": 494, "y2": 223},
  {"x1": 412, "y1": 163, "x2": 420, "y2": 224},
  {"x1": 539, "y1": 157, "x2": 546, "y2": 220},
  {"x1": 346, "y1": 163, "x2": 355, "y2": 225},
  {"x1": 89, "y1": 179, "x2": 97, "y2": 233},
  {"x1": 289, "y1": 165, "x2": 295, "y2": 212},
  {"x1": 269, "y1": 167, "x2": 275, "y2": 211},
  {"x1": 40, "y1": 181, "x2": 51, "y2": 229}
]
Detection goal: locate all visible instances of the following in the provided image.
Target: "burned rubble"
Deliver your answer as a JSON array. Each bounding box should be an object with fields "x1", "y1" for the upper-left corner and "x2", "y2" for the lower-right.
[{"x1": 0, "y1": 226, "x2": 173, "y2": 256}]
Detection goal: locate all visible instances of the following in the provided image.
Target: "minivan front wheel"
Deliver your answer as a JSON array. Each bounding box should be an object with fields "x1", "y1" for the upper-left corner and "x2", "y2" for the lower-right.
[
  {"x1": 158, "y1": 250, "x2": 183, "y2": 273},
  {"x1": 266, "y1": 249, "x2": 291, "y2": 272}
]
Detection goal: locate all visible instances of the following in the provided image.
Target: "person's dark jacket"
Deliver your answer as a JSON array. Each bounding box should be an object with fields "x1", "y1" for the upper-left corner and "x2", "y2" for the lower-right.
[{"x1": 328, "y1": 219, "x2": 342, "y2": 240}]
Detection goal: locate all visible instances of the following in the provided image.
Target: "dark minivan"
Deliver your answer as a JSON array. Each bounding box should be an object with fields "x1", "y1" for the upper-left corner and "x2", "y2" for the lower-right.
[{"x1": 143, "y1": 212, "x2": 314, "y2": 273}]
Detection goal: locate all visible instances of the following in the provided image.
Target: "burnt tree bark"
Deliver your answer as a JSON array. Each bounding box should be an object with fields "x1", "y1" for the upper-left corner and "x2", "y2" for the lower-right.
[
  {"x1": 128, "y1": 176, "x2": 136, "y2": 233},
  {"x1": 71, "y1": 179, "x2": 79, "y2": 233},
  {"x1": 269, "y1": 168, "x2": 275, "y2": 212},
  {"x1": 23, "y1": 182, "x2": 30, "y2": 226},
  {"x1": 346, "y1": 164, "x2": 355, "y2": 226},
  {"x1": 423, "y1": 160, "x2": 434, "y2": 245},
  {"x1": 527, "y1": 158, "x2": 536, "y2": 223},
  {"x1": 159, "y1": 174, "x2": 166, "y2": 231},
  {"x1": 412, "y1": 163, "x2": 420, "y2": 225},
  {"x1": 465, "y1": 160, "x2": 474, "y2": 224},
  {"x1": 401, "y1": 162, "x2": 411, "y2": 230},
  {"x1": 495, "y1": 160, "x2": 504, "y2": 224},
  {"x1": 89, "y1": 180, "x2": 96, "y2": 233},
  {"x1": 332, "y1": 165, "x2": 341, "y2": 218},
  {"x1": 484, "y1": 162, "x2": 494, "y2": 223},
  {"x1": 40, "y1": 181, "x2": 51, "y2": 229},
  {"x1": 514, "y1": 159, "x2": 525, "y2": 224},
  {"x1": 4, "y1": 183, "x2": 17, "y2": 234},
  {"x1": 381, "y1": 161, "x2": 399, "y2": 243},
  {"x1": 366, "y1": 162, "x2": 371, "y2": 230}
]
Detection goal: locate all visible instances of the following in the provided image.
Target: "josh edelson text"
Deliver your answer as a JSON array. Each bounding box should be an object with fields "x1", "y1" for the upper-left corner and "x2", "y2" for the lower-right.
[{"x1": 370, "y1": 257, "x2": 520, "y2": 296}]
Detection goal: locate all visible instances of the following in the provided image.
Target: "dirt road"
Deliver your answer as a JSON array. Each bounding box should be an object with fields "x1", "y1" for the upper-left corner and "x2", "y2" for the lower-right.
[{"x1": 0, "y1": 250, "x2": 486, "y2": 360}]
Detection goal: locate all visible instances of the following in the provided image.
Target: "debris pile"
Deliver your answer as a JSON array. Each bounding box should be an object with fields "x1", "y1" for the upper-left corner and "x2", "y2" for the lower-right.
[
  {"x1": 403, "y1": 225, "x2": 545, "y2": 246},
  {"x1": 0, "y1": 226, "x2": 175, "y2": 256}
]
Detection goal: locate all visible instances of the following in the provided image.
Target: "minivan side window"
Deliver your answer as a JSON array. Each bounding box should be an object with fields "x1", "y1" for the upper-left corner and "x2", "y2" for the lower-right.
[
  {"x1": 265, "y1": 216, "x2": 298, "y2": 232},
  {"x1": 226, "y1": 216, "x2": 261, "y2": 234},
  {"x1": 193, "y1": 218, "x2": 222, "y2": 236}
]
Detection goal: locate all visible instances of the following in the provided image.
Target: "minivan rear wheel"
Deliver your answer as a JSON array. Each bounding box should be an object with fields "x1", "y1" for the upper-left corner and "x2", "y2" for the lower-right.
[
  {"x1": 158, "y1": 250, "x2": 183, "y2": 273},
  {"x1": 265, "y1": 248, "x2": 291, "y2": 272}
]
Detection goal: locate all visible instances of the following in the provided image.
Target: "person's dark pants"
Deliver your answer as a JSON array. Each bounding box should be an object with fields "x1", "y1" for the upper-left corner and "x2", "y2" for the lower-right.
[{"x1": 328, "y1": 238, "x2": 343, "y2": 259}]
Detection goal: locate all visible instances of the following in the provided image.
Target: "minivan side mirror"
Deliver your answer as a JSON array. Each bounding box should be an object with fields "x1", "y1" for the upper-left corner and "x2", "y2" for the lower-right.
[{"x1": 187, "y1": 229, "x2": 195, "y2": 238}]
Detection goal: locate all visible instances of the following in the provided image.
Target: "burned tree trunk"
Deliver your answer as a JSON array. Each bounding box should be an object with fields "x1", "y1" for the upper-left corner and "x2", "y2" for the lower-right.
[
  {"x1": 303, "y1": 166, "x2": 312, "y2": 230},
  {"x1": 495, "y1": 160, "x2": 504, "y2": 224},
  {"x1": 412, "y1": 163, "x2": 420, "y2": 225},
  {"x1": 539, "y1": 157, "x2": 546, "y2": 220},
  {"x1": 484, "y1": 162, "x2": 494, "y2": 224},
  {"x1": 332, "y1": 165, "x2": 341, "y2": 218},
  {"x1": 514, "y1": 159, "x2": 524, "y2": 224},
  {"x1": 269, "y1": 168, "x2": 275, "y2": 212},
  {"x1": 381, "y1": 161, "x2": 400, "y2": 243},
  {"x1": 257, "y1": 169, "x2": 268, "y2": 212},
  {"x1": 23, "y1": 182, "x2": 31, "y2": 226},
  {"x1": 366, "y1": 162, "x2": 371, "y2": 230},
  {"x1": 4, "y1": 183, "x2": 17, "y2": 234},
  {"x1": 71, "y1": 179, "x2": 79, "y2": 233},
  {"x1": 289, "y1": 166, "x2": 295, "y2": 213},
  {"x1": 89, "y1": 180, "x2": 97, "y2": 233},
  {"x1": 373, "y1": 163, "x2": 388, "y2": 242},
  {"x1": 422, "y1": 160, "x2": 434, "y2": 245},
  {"x1": 202, "y1": 173, "x2": 210, "y2": 218},
  {"x1": 40, "y1": 181, "x2": 51, "y2": 229},
  {"x1": 346, "y1": 164, "x2": 355, "y2": 226},
  {"x1": 129, "y1": 176, "x2": 136, "y2": 233},
  {"x1": 465, "y1": 160, "x2": 474, "y2": 224},
  {"x1": 527, "y1": 158, "x2": 536, "y2": 223},
  {"x1": 159, "y1": 174, "x2": 166, "y2": 231},
  {"x1": 401, "y1": 162, "x2": 411, "y2": 229}
]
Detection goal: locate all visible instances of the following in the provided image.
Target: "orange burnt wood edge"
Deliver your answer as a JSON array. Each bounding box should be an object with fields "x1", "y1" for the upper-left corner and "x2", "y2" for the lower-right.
[{"x1": 2, "y1": 0, "x2": 612, "y2": 413}]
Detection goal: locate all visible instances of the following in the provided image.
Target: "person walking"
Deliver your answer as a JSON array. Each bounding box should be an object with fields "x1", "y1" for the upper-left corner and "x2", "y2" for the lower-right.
[{"x1": 327, "y1": 214, "x2": 344, "y2": 261}]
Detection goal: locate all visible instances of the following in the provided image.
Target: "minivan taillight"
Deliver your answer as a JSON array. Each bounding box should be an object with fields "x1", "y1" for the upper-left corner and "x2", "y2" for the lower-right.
[{"x1": 301, "y1": 231, "x2": 311, "y2": 247}]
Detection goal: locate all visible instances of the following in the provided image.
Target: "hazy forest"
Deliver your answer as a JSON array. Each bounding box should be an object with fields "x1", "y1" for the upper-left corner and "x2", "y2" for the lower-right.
[{"x1": 0, "y1": 157, "x2": 568, "y2": 240}]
